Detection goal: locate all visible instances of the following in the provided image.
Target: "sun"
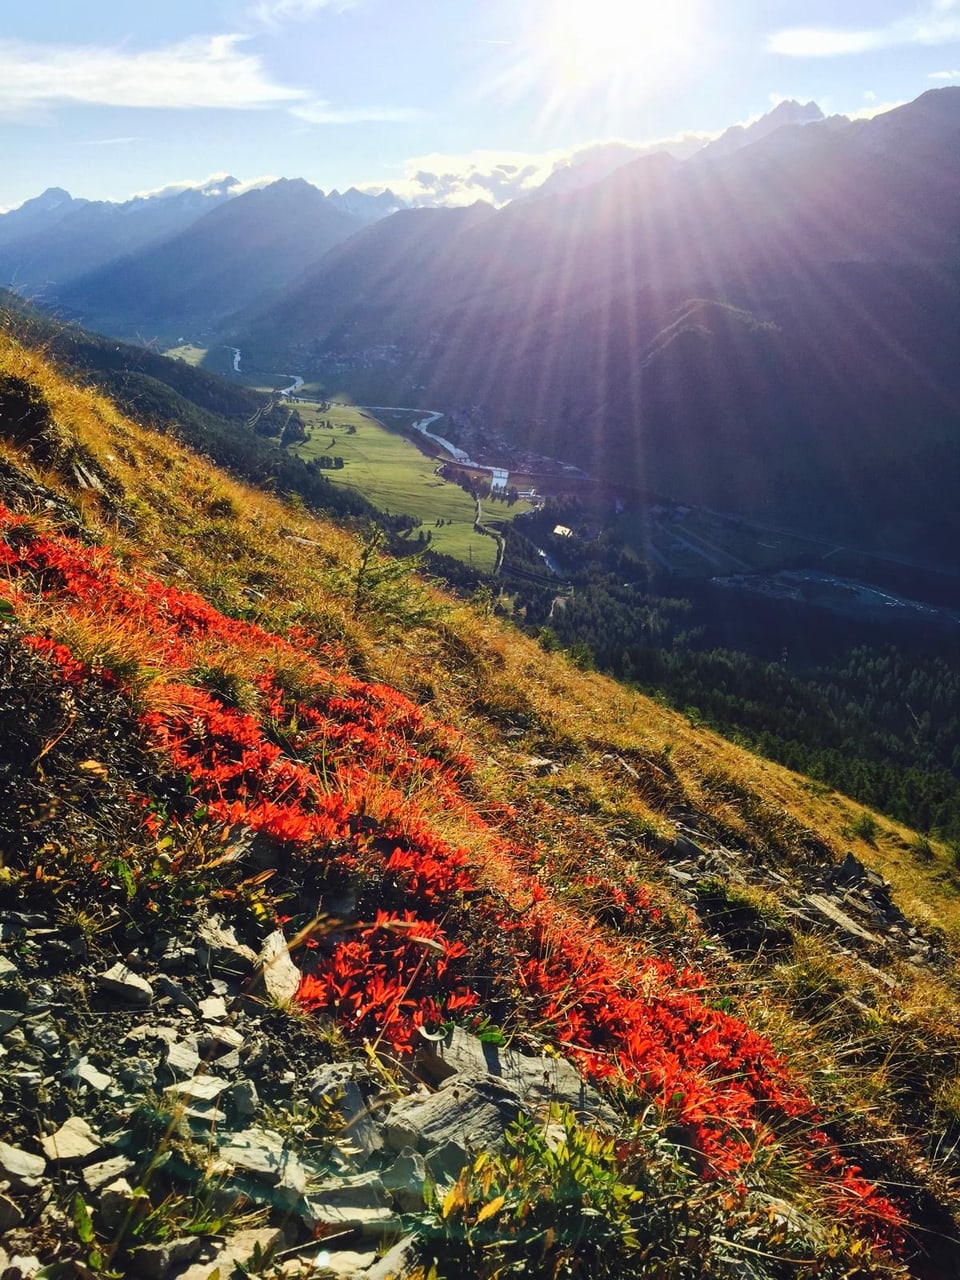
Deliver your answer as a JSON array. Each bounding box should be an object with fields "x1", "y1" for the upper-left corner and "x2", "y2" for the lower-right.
[{"x1": 536, "y1": 0, "x2": 706, "y2": 113}]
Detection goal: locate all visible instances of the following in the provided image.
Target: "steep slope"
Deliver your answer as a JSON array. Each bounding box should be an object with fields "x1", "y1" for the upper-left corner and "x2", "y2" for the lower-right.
[{"x1": 1, "y1": 322, "x2": 960, "y2": 1276}]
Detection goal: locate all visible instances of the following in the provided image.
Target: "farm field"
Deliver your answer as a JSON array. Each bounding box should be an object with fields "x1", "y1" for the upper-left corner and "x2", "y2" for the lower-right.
[{"x1": 292, "y1": 401, "x2": 532, "y2": 570}]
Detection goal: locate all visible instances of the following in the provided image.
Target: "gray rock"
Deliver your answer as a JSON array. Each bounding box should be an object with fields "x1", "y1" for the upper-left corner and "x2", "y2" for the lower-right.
[
  {"x1": 803, "y1": 894, "x2": 882, "y2": 946},
  {"x1": 156, "y1": 939, "x2": 199, "y2": 971},
  {"x1": 0, "y1": 956, "x2": 16, "y2": 977},
  {"x1": 216, "y1": 1127, "x2": 289, "y2": 1184},
  {"x1": 130, "y1": 1236, "x2": 203, "y2": 1280},
  {"x1": 72, "y1": 1058, "x2": 113, "y2": 1091},
  {"x1": 83, "y1": 1154, "x2": 136, "y2": 1193},
  {"x1": 227, "y1": 1079, "x2": 259, "y2": 1119},
  {"x1": 164, "y1": 1074, "x2": 231, "y2": 1103},
  {"x1": 119, "y1": 1056, "x2": 158, "y2": 1092},
  {"x1": 300, "y1": 1199, "x2": 399, "y2": 1240},
  {"x1": 280, "y1": 1249, "x2": 378, "y2": 1279},
  {"x1": 211, "y1": 1049, "x2": 240, "y2": 1074},
  {"x1": 0, "y1": 1010, "x2": 22, "y2": 1034},
  {"x1": 365, "y1": 1236, "x2": 420, "y2": 1280},
  {"x1": 98, "y1": 1177, "x2": 135, "y2": 1232},
  {"x1": 171, "y1": 1226, "x2": 282, "y2": 1280},
  {"x1": 196, "y1": 915, "x2": 258, "y2": 975},
  {"x1": 0, "y1": 1190, "x2": 24, "y2": 1232},
  {"x1": 27, "y1": 1021, "x2": 59, "y2": 1053},
  {"x1": 425, "y1": 1139, "x2": 469, "y2": 1187},
  {"x1": 415, "y1": 1028, "x2": 613, "y2": 1124},
  {"x1": 382, "y1": 1148, "x2": 427, "y2": 1212},
  {"x1": 123, "y1": 1025, "x2": 178, "y2": 1048},
  {"x1": 4, "y1": 1254, "x2": 42, "y2": 1278},
  {"x1": 309, "y1": 1172, "x2": 388, "y2": 1211},
  {"x1": 257, "y1": 931, "x2": 300, "y2": 1008},
  {"x1": 199, "y1": 1024, "x2": 244, "y2": 1055},
  {"x1": 97, "y1": 963, "x2": 153, "y2": 1006},
  {"x1": 181, "y1": 1100, "x2": 227, "y2": 1126},
  {"x1": 165, "y1": 1041, "x2": 201, "y2": 1080},
  {"x1": 305, "y1": 1063, "x2": 383, "y2": 1161},
  {"x1": 198, "y1": 996, "x2": 228, "y2": 1023},
  {"x1": 385, "y1": 1074, "x2": 522, "y2": 1156},
  {"x1": 41, "y1": 1115, "x2": 102, "y2": 1163},
  {"x1": 155, "y1": 975, "x2": 201, "y2": 1013}
]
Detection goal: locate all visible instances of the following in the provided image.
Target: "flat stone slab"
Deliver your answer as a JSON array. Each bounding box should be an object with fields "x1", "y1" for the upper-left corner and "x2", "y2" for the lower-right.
[
  {"x1": 216, "y1": 1128, "x2": 306, "y2": 1198},
  {"x1": 164, "y1": 1074, "x2": 232, "y2": 1103},
  {"x1": 385, "y1": 1074, "x2": 522, "y2": 1156},
  {"x1": 73, "y1": 1059, "x2": 113, "y2": 1091},
  {"x1": 415, "y1": 1027, "x2": 615, "y2": 1124},
  {"x1": 165, "y1": 1040, "x2": 201, "y2": 1080},
  {"x1": 41, "y1": 1116, "x2": 102, "y2": 1163},
  {"x1": 803, "y1": 894, "x2": 882, "y2": 945},
  {"x1": 97, "y1": 962, "x2": 153, "y2": 1006},
  {"x1": 301, "y1": 1200, "x2": 400, "y2": 1240},
  {"x1": 282, "y1": 1249, "x2": 378, "y2": 1279},
  {"x1": 198, "y1": 996, "x2": 228, "y2": 1023},
  {"x1": 171, "y1": 1227, "x2": 282, "y2": 1280},
  {"x1": 83, "y1": 1154, "x2": 135, "y2": 1193},
  {"x1": 0, "y1": 1143, "x2": 46, "y2": 1190}
]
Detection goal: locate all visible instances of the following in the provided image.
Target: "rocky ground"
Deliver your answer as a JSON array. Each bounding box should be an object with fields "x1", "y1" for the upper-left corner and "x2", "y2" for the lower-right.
[{"x1": 0, "y1": 897, "x2": 619, "y2": 1280}]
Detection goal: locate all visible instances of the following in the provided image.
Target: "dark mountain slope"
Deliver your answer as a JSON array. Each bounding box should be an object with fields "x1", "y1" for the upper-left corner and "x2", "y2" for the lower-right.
[
  {"x1": 233, "y1": 89, "x2": 960, "y2": 566},
  {"x1": 53, "y1": 180, "x2": 370, "y2": 340}
]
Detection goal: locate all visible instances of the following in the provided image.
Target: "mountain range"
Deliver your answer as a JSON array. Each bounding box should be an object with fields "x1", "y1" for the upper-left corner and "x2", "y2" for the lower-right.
[
  {"x1": 0, "y1": 174, "x2": 402, "y2": 323},
  {"x1": 10, "y1": 89, "x2": 960, "y2": 570},
  {"x1": 227, "y1": 88, "x2": 960, "y2": 569}
]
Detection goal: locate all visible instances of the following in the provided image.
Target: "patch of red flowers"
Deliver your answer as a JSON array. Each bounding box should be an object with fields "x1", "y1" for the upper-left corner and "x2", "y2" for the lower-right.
[{"x1": 0, "y1": 506, "x2": 904, "y2": 1242}]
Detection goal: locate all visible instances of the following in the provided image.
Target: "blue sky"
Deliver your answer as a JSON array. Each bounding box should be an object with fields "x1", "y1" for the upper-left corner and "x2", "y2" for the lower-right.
[{"x1": 2, "y1": 0, "x2": 959, "y2": 209}]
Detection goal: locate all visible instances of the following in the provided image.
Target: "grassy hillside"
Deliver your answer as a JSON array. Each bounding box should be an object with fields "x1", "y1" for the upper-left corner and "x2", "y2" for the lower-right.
[{"x1": 2, "y1": 324, "x2": 960, "y2": 1276}]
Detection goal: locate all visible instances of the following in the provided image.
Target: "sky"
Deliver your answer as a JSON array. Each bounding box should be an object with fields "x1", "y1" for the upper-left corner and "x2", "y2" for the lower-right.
[{"x1": 1, "y1": 0, "x2": 959, "y2": 210}]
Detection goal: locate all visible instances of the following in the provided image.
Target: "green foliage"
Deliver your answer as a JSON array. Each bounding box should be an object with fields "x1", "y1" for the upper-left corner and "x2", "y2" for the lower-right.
[
  {"x1": 350, "y1": 525, "x2": 440, "y2": 629},
  {"x1": 419, "y1": 1107, "x2": 644, "y2": 1280},
  {"x1": 414, "y1": 1107, "x2": 899, "y2": 1280},
  {"x1": 847, "y1": 811, "x2": 881, "y2": 846}
]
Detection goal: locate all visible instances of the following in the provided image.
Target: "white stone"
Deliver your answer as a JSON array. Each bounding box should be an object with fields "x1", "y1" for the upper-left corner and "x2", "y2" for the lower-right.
[
  {"x1": 97, "y1": 963, "x2": 152, "y2": 1006},
  {"x1": 164, "y1": 1074, "x2": 231, "y2": 1103},
  {"x1": 257, "y1": 931, "x2": 300, "y2": 1007},
  {"x1": 0, "y1": 1143, "x2": 45, "y2": 1189}
]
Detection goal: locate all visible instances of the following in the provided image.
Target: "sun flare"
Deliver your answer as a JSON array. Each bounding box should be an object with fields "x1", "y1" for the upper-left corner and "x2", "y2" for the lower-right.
[{"x1": 520, "y1": 0, "x2": 706, "y2": 118}]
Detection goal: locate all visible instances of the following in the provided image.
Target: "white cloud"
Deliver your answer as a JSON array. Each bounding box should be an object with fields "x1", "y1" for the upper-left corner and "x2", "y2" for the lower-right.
[
  {"x1": 769, "y1": 1, "x2": 960, "y2": 56},
  {"x1": 249, "y1": 0, "x2": 355, "y2": 24},
  {"x1": 0, "y1": 34, "x2": 308, "y2": 114},
  {"x1": 128, "y1": 173, "x2": 279, "y2": 201},
  {"x1": 82, "y1": 136, "x2": 142, "y2": 146},
  {"x1": 930, "y1": 67, "x2": 960, "y2": 76},
  {"x1": 843, "y1": 99, "x2": 908, "y2": 119},
  {"x1": 365, "y1": 132, "x2": 714, "y2": 208},
  {"x1": 290, "y1": 101, "x2": 423, "y2": 125}
]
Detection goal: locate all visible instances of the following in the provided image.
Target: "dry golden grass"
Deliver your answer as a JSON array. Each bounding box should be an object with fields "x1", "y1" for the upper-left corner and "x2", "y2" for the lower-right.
[{"x1": 5, "y1": 327, "x2": 960, "y2": 1224}]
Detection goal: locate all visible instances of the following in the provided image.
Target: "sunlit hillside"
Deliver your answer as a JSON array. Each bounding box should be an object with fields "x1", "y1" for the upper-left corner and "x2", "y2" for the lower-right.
[{"x1": 2, "y1": 319, "x2": 960, "y2": 1277}]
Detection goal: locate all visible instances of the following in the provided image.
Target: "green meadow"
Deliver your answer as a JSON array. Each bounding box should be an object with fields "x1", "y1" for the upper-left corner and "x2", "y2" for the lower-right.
[{"x1": 292, "y1": 402, "x2": 530, "y2": 570}]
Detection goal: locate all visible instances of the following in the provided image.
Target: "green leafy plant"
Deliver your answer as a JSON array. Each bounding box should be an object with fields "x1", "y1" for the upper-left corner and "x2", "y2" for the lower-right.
[{"x1": 418, "y1": 1107, "x2": 644, "y2": 1279}]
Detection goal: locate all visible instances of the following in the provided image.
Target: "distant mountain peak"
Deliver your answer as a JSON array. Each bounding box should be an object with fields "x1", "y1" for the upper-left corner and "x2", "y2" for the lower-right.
[
  {"x1": 699, "y1": 99, "x2": 825, "y2": 161},
  {"x1": 34, "y1": 187, "x2": 74, "y2": 209}
]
